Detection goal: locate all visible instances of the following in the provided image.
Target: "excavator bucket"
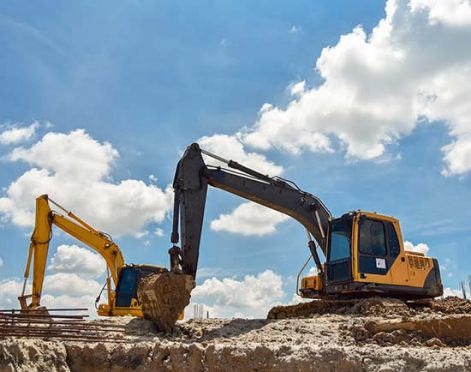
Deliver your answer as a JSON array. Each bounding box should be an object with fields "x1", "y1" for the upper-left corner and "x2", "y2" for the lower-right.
[{"x1": 137, "y1": 271, "x2": 195, "y2": 332}]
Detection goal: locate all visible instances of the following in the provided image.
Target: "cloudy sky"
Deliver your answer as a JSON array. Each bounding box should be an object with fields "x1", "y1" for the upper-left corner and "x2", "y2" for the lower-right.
[{"x1": 0, "y1": 0, "x2": 470, "y2": 318}]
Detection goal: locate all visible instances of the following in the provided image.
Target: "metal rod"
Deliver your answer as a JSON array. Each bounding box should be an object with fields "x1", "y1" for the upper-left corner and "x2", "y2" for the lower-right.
[
  {"x1": 0, "y1": 332, "x2": 130, "y2": 343},
  {"x1": 1, "y1": 319, "x2": 126, "y2": 329},
  {"x1": 0, "y1": 324, "x2": 128, "y2": 336},
  {"x1": 200, "y1": 148, "x2": 229, "y2": 164},
  {"x1": 47, "y1": 197, "x2": 69, "y2": 214},
  {"x1": 0, "y1": 308, "x2": 88, "y2": 312},
  {"x1": 296, "y1": 254, "x2": 313, "y2": 296},
  {"x1": 0, "y1": 313, "x2": 87, "y2": 319},
  {"x1": 0, "y1": 326, "x2": 125, "y2": 334},
  {"x1": 314, "y1": 210, "x2": 325, "y2": 239}
]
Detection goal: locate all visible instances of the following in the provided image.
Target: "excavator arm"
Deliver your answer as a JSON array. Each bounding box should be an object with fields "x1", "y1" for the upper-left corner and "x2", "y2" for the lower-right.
[
  {"x1": 19, "y1": 194, "x2": 125, "y2": 310},
  {"x1": 169, "y1": 143, "x2": 332, "y2": 278}
]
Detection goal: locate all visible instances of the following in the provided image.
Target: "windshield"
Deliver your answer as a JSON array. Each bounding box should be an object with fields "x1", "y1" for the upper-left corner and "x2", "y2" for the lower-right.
[{"x1": 328, "y1": 218, "x2": 352, "y2": 261}]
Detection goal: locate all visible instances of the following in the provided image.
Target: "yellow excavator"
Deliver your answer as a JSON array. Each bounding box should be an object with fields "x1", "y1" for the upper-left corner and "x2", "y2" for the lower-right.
[
  {"x1": 161, "y1": 143, "x2": 443, "y2": 301},
  {"x1": 19, "y1": 143, "x2": 443, "y2": 330},
  {"x1": 18, "y1": 194, "x2": 167, "y2": 317}
]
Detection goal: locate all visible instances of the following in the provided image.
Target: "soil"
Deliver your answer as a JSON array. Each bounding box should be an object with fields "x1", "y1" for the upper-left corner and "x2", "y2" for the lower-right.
[
  {"x1": 268, "y1": 296, "x2": 470, "y2": 319},
  {"x1": 137, "y1": 272, "x2": 195, "y2": 332},
  {"x1": 1, "y1": 297, "x2": 470, "y2": 372}
]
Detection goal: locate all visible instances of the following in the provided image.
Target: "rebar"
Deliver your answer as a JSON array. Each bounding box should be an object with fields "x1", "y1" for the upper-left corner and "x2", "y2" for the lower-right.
[{"x1": 0, "y1": 308, "x2": 132, "y2": 343}]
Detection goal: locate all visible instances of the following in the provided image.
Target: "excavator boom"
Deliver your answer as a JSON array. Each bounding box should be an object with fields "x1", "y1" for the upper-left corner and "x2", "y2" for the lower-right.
[
  {"x1": 20, "y1": 195, "x2": 124, "y2": 310},
  {"x1": 138, "y1": 143, "x2": 333, "y2": 330},
  {"x1": 169, "y1": 143, "x2": 332, "y2": 277}
]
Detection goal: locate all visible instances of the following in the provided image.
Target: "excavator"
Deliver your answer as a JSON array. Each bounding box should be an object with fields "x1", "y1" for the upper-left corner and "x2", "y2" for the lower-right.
[
  {"x1": 19, "y1": 143, "x2": 443, "y2": 331},
  {"x1": 139, "y1": 143, "x2": 443, "y2": 327},
  {"x1": 18, "y1": 194, "x2": 168, "y2": 317}
]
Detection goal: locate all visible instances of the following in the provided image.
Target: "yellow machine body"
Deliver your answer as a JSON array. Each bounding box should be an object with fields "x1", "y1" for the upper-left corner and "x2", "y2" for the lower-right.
[
  {"x1": 300, "y1": 211, "x2": 442, "y2": 300},
  {"x1": 19, "y1": 194, "x2": 175, "y2": 318}
]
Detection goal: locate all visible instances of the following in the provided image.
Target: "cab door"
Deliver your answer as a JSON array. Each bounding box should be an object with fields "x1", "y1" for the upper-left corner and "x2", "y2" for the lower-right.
[
  {"x1": 357, "y1": 217, "x2": 392, "y2": 284},
  {"x1": 115, "y1": 267, "x2": 139, "y2": 307},
  {"x1": 326, "y1": 217, "x2": 353, "y2": 283}
]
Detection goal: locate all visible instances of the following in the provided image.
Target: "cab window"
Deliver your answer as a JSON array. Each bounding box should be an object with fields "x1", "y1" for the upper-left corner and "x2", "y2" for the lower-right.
[
  {"x1": 328, "y1": 218, "x2": 352, "y2": 261},
  {"x1": 359, "y1": 218, "x2": 387, "y2": 256},
  {"x1": 386, "y1": 222, "x2": 400, "y2": 258}
]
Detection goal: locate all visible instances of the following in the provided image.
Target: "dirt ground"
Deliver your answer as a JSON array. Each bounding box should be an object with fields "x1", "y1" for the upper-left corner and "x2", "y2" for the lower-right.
[{"x1": 1, "y1": 297, "x2": 470, "y2": 372}]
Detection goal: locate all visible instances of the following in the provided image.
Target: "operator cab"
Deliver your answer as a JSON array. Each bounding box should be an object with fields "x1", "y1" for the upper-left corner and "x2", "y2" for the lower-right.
[
  {"x1": 114, "y1": 265, "x2": 166, "y2": 308},
  {"x1": 300, "y1": 210, "x2": 412, "y2": 298},
  {"x1": 325, "y1": 210, "x2": 401, "y2": 284}
]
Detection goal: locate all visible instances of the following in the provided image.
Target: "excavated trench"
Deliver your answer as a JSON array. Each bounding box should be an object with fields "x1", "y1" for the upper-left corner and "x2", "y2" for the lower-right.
[{"x1": 1, "y1": 297, "x2": 470, "y2": 372}]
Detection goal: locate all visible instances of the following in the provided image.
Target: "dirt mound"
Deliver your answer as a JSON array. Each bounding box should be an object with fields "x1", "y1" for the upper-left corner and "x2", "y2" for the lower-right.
[
  {"x1": 137, "y1": 272, "x2": 195, "y2": 332},
  {"x1": 269, "y1": 297, "x2": 471, "y2": 351},
  {"x1": 428, "y1": 296, "x2": 471, "y2": 314},
  {"x1": 1, "y1": 316, "x2": 470, "y2": 371},
  {"x1": 268, "y1": 296, "x2": 471, "y2": 320},
  {"x1": 268, "y1": 297, "x2": 410, "y2": 319},
  {"x1": 351, "y1": 315, "x2": 471, "y2": 347}
]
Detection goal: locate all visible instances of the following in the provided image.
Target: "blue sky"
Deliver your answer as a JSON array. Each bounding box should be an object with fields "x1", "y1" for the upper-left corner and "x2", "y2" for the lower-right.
[{"x1": 0, "y1": 0, "x2": 470, "y2": 317}]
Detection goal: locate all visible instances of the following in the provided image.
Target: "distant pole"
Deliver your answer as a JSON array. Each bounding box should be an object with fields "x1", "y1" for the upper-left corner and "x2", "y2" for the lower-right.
[{"x1": 460, "y1": 281, "x2": 467, "y2": 300}]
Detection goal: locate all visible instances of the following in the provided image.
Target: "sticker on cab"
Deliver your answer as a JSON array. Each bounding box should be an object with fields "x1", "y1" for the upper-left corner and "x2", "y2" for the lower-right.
[{"x1": 375, "y1": 258, "x2": 386, "y2": 269}]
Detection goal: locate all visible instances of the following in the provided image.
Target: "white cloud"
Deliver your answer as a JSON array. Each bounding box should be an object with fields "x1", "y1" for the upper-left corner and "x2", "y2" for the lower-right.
[
  {"x1": 0, "y1": 257, "x2": 3, "y2": 267},
  {"x1": 198, "y1": 134, "x2": 283, "y2": 176},
  {"x1": 306, "y1": 266, "x2": 318, "y2": 276},
  {"x1": 190, "y1": 270, "x2": 285, "y2": 318},
  {"x1": 43, "y1": 273, "x2": 102, "y2": 296},
  {"x1": 0, "y1": 276, "x2": 99, "y2": 316},
  {"x1": 240, "y1": 0, "x2": 471, "y2": 174},
  {"x1": 0, "y1": 248, "x2": 105, "y2": 315},
  {"x1": 289, "y1": 80, "x2": 306, "y2": 96},
  {"x1": 289, "y1": 25, "x2": 301, "y2": 34},
  {"x1": 9, "y1": 129, "x2": 118, "y2": 180},
  {"x1": 154, "y1": 227, "x2": 164, "y2": 237},
  {"x1": 288, "y1": 292, "x2": 311, "y2": 305},
  {"x1": 439, "y1": 257, "x2": 458, "y2": 278},
  {"x1": 210, "y1": 202, "x2": 289, "y2": 236},
  {"x1": 196, "y1": 267, "x2": 224, "y2": 279},
  {"x1": 199, "y1": 135, "x2": 286, "y2": 237},
  {"x1": 0, "y1": 250, "x2": 104, "y2": 316},
  {"x1": 0, "y1": 278, "x2": 23, "y2": 308},
  {"x1": 441, "y1": 136, "x2": 471, "y2": 176},
  {"x1": 0, "y1": 129, "x2": 173, "y2": 236},
  {"x1": 48, "y1": 244, "x2": 106, "y2": 279},
  {"x1": 0, "y1": 122, "x2": 38, "y2": 145},
  {"x1": 443, "y1": 287, "x2": 464, "y2": 298},
  {"x1": 41, "y1": 294, "x2": 98, "y2": 317},
  {"x1": 134, "y1": 230, "x2": 149, "y2": 239},
  {"x1": 404, "y1": 240, "x2": 430, "y2": 255},
  {"x1": 148, "y1": 174, "x2": 158, "y2": 183},
  {"x1": 410, "y1": 0, "x2": 471, "y2": 26}
]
